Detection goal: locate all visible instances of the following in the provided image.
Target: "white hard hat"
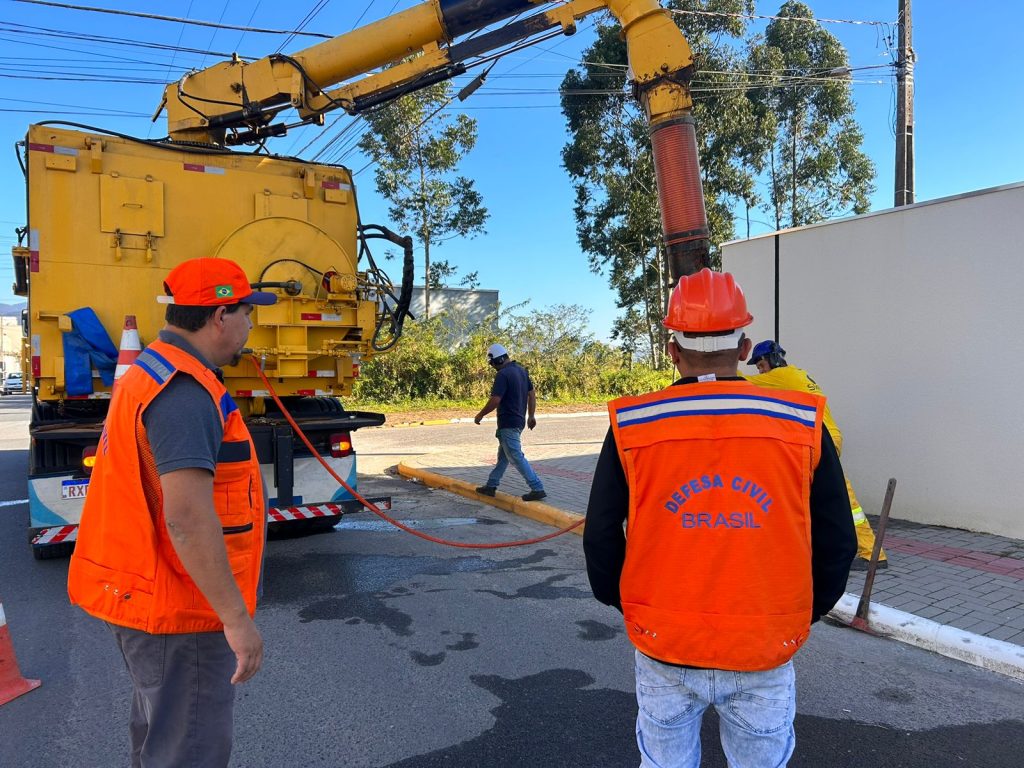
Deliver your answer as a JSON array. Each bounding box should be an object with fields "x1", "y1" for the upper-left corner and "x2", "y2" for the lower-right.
[{"x1": 487, "y1": 343, "x2": 508, "y2": 360}]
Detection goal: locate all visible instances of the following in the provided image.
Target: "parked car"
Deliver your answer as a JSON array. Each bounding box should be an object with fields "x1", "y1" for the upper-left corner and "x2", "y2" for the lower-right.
[{"x1": 2, "y1": 371, "x2": 23, "y2": 395}]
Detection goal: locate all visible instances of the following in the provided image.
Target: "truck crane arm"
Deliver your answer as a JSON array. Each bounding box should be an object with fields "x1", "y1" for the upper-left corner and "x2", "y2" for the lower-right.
[{"x1": 161, "y1": 0, "x2": 710, "y2": 279}]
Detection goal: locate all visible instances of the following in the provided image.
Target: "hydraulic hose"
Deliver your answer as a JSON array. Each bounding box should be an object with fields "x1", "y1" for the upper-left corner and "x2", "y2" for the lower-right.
[{"x1": 251, "y1": 357, "x2": 584, "y2": 548}]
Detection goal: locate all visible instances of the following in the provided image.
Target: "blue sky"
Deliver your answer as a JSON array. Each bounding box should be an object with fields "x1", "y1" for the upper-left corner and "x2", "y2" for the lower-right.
[{"x1": 1, "y1": 1, "x2": 1022, "y2": 340}]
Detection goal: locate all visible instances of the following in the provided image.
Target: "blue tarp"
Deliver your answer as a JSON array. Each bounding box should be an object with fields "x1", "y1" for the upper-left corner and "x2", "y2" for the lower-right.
[{"x1": 62, "y1": 307, "x2": 118, "y2": 396}]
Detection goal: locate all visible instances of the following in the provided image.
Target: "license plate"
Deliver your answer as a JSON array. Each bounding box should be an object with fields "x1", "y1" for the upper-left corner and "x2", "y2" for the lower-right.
[{"x1": 61, "y1": 479, "x2": 90, "y2": 499}]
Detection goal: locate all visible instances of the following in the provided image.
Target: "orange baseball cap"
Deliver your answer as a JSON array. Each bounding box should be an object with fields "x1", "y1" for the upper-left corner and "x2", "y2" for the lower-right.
[{"x1": 156, "y1": 257, "x2": 277, "y2": 306}]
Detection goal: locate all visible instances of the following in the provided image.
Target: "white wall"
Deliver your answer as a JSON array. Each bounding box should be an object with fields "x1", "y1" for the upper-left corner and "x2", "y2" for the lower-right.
[{"x1": 722, "y1": 183, "x2": 1024, "y2": 538}]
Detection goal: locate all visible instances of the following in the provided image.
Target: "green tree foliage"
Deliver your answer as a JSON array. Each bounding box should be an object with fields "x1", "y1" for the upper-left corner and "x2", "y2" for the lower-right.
[
  {"x1": 561, "y1": 1, "x2": 876, "y2": 359},
  {"x1": 749, "y1": 1, "x2": 875, "y2": 227},
  {"x1": 353, "y1": 303, "x2": 671, "y2": 404},
  {"x1": 560, "y1": 1, "x2": 767, "y2": 368},
  {"x1": 428, "y1": 259, "x2": 480, "y2": 290},
  {"x1": 358, "y1": 76, "x2": 488, "y2": 319}
]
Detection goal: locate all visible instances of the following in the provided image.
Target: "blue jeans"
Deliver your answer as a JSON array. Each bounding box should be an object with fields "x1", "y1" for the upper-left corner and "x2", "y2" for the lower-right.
[
  {"x1": 486, "y1": 427, "x2": 544, "y2": 492},
  {"x1": 635, "y1": 650, "x2": 796, "y2": 768}
]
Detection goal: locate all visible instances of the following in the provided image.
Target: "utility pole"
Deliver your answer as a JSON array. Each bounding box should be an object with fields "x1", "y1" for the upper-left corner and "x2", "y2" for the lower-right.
[{"x1": 894, "y1": 0, "x2": 915, "y2": 206}]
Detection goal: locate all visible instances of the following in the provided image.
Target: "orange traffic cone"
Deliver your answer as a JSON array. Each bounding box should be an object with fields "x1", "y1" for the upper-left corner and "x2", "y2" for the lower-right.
[
  {"x1": 114, "y1": 314, "x2": 142, "y2": 382},
  {"x1": 0, "y1": 600, "x2": 41, "y2": 706}
]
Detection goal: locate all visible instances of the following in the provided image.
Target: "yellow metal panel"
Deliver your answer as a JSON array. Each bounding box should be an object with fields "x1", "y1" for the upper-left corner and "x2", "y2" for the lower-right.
[
  {"x1": 100, "y1": 175, "x2": 166, "y2": 236},
  {"x1": 44, "y1": 154, "x2": 76, "y2": 172},
  {"x1": 324, "y1": 187, "x2": 351, "y2": 205},
  {"x1": 27, "y1": 124, "x2": 377, "y2": 404},
  {"x1": 255, "y1": 192, "x2": 309, "y2": 220}
]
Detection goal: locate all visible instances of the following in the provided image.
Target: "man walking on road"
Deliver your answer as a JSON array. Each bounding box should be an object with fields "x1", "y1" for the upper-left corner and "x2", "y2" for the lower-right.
[
  {"x1": 68, "y1": 257, "x2": 276, "y2": 768},
  {"x1": 474, "y1": 342, "x2": 547, "y2": 501},
  {"x1": 746, "y1": 340, "x2": 887, "y2": 570},
  {"x1": 584, "y1": 269, "x2": 855, "y2": 767}
]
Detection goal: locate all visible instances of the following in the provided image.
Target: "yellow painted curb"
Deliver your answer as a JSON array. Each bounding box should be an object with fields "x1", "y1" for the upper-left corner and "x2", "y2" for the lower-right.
[
  {"x1": 387, "y1": 418, "x2": 458, "y2": 429},
  {"x1": 397, "y1": 461, "x2": 585, "y2": 537}
]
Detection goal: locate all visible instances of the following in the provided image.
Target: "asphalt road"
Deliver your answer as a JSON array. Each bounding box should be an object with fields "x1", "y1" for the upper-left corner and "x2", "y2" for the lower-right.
[{"x1": 1, "y1": 396, "x2": 1022, "y2": 767}]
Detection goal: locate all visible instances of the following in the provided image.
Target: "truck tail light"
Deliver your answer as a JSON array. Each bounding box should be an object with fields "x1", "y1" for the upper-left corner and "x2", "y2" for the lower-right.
[
  {"x1": 82, "y1": 446, "x2": 97, "y2": 475},
  {"x1": 330, "y1": 432, "x2": 352, "y2": 458}
]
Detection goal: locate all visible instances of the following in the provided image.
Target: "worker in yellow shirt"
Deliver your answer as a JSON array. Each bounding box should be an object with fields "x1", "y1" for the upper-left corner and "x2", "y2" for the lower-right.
[{"x1": 746, "y1": 341, "x2": 887, "y2": 570}]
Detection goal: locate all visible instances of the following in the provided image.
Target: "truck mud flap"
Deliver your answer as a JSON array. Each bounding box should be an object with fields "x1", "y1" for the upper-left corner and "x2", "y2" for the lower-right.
[
  {"x1": 267, "y1": 496, "x2": 392, "y2": 539},
  {"x1": 30, "y1": 524, "x2": 78, "y2": 560}
]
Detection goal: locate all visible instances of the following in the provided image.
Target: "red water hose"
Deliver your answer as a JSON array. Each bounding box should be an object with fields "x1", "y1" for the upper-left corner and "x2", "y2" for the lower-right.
[{"x1": 251, "y1": 357, "x2": 585, "y2": 548}]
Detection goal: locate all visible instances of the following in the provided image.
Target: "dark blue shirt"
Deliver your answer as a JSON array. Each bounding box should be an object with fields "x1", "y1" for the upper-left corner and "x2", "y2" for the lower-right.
[{"x1": 491, "y1": 361, "x2": 534, "y2": 430}]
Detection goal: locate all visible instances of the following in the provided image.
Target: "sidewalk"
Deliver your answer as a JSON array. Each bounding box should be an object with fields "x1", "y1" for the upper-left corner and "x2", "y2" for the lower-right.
[{"x1": 398, "y1": 438, "x2": 1024, "y2": 679}]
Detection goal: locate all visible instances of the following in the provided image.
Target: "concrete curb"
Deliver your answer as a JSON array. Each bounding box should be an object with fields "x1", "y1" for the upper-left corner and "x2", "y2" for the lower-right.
[
  {"x1": 396, "y1": 462, "x2": 585, "y2": 536},
  {"x1": 829, "y1": 593, "x2": 1024, "y2": 682}
]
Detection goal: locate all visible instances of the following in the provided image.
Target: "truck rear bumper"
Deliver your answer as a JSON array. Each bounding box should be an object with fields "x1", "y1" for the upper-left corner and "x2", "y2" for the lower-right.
[{"x1": 31, "y1": 496, "x2": 393, "y2": 556}]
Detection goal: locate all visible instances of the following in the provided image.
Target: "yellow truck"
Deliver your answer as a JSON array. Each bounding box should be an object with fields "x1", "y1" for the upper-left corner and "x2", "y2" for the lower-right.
[{"x1": 12, "y1": 0, "x2": 712, "y2": 558}]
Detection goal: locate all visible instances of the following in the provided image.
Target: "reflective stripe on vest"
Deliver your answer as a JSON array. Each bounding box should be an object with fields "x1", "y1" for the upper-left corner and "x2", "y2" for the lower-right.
[
  {"x1": 68, "y1": 339, "x2": 265, "y2": 634},
  {"x1": 609, "y1": 380, "x2": 824, "y2": 672}
]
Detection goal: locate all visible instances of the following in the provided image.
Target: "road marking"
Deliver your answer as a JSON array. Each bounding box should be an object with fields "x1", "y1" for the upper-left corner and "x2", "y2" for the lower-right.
[
  {"x1": 336, "y1": 517, "x2": 486, "y2": 532},
  {"x1": 0, "y1": 499, "x2": 29, "y2": 508}
]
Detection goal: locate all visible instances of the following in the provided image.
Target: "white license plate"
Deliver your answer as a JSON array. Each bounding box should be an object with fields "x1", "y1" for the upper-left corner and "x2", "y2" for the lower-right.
[{"x1": 61, "y1": 479, "x2": 90, "y2": 499}]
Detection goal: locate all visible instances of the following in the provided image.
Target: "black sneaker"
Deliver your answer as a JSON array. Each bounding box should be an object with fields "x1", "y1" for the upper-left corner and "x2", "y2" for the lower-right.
[
  {"x1": 522, "y1": 490, "x2": 547, "y2": 502},
  {"x1": 475, "y1": 486, "x2": 496, "y2": 497}
]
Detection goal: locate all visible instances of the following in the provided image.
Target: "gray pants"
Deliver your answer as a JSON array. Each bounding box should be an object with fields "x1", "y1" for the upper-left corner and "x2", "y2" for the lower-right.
[{"x1": 107, "y1": 624, "x2": 235, "y2": 768}]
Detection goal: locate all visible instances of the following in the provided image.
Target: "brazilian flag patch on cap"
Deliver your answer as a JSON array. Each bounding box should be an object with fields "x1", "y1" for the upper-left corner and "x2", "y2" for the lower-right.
[{"x1": 214, "y1": 285, "x2": 235, "y2": 298}]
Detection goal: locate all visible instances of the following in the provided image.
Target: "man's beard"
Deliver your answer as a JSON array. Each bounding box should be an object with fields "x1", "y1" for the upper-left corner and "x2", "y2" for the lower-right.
[{"x1": 228, "y1": 351, "x2": 243, "y2": 367}]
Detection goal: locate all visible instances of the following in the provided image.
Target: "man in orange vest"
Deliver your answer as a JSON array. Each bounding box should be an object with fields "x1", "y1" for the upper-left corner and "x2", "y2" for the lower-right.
[
  {"x1": 584, "y1": 269, "x2": 856, "y2": 767},
  {"x1": 68, "y1": 257, "x2": 277, "y2": 768},
  {"x1": 746, "y1": 340, "x2": 887, "y2": 570}
]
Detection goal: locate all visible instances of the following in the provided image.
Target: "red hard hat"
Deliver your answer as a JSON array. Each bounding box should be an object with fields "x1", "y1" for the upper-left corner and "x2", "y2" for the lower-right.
[{"x1": 663, "y1": 268, "x2": 753, "y2": 333}]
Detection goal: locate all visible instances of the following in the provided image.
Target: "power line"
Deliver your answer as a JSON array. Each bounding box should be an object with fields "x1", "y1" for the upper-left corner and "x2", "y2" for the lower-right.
[
  {"x1": 669, "y1": 8, "x2": 894, "y2": 27},
  {"x1": 0, "y1": 107, "x2": 151, "y2": 116},
  {"x1": 0, "y1": 96, "x2": 154, "y2": 114},
  {"x1": 12, "y1": 0, "x2": 332, "y2": 39},
  {"x1": 0, "y1": 72, "x2": 167, "y2": 84},
  {"x1": 276, "y1": 0, "x2": 330, "y2": 53},
  {"x1": 198, "y1": 0, "x2": 233, "y2": 70},
  {"x1": 0, "y1": 32, "x2": 207, "y2": 68},
  {"x1": 0, "y1": 22, "x2": 246, "y2": 60}
]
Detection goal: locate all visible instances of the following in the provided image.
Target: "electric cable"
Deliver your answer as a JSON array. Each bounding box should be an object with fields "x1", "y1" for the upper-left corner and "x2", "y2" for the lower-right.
[
  {"x1": 13, "y1": 0, "x2": 333, "y2": 39},
  {"x1": 276, "y1": 0, "x2": 330, "y2": 53},
  {"x1": 669, "y1": 8, "x2": 893, "y2": 27},
  {"x1": 252, "y1": 358, "x2": 585, "y2": 548}
]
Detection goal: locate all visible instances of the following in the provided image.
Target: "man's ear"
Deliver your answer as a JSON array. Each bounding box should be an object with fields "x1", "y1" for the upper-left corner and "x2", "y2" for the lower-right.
[
  {"x1": 739, "y1": 335, "x2": 753, "y2": 361},
  {"x1": 667, "y1": 337, "x2": 680, "y2": 365},
  {"x1": 212, "y1": 305, "x2": 228, "y2": 329}
]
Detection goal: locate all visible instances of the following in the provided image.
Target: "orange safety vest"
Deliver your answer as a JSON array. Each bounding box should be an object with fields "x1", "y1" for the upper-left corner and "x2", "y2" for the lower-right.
[
  {"x1": 68, "y1": 339, "x2": 265, "y2": 634},
  {"x1": 609, "y1": 380, "x2": 824, "y2": 671}
]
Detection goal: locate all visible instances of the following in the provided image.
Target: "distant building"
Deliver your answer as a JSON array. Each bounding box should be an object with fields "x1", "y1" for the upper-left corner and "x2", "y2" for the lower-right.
[
  {"x1": 0, "y1": 314, "x2": 23, "y2": 374},
  {"x1": 407, "y1": 286, "x2": 499, "y2": 343}
]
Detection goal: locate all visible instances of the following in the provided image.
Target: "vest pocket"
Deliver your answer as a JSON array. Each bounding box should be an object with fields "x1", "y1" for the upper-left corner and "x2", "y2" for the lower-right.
[
  {"x1": 69, "y1": 555, "x2": 155, "y2": 630},
  {"x1": 214, "y1": 460, "x2": 256, "y2": 529}
]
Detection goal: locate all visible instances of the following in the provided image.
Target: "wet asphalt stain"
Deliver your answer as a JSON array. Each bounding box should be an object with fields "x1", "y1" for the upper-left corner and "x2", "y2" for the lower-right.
[
  {"x1": 263, "y1": 549, "x2": 561, "y2": 607},
  {"x1": 410, "y1": 651, "x2": 446, "y2": 667},
  {"x1": 443, "y1": 631, "x2": 479, "y2": 651},
  {"x1": 298, "y1": 592, "x2": 414, "y2": 635},
  {"x1": 873, "y1": 687, "x2": 915, "y2": 704},
  {"x1": 409, "y1": 632, "x2": 480, "y2": 667},
  {"x1": 265, "y1": 550, "x2": 565, "y2": 662},
  {"x1": 576, "y1": 619, "x2": 620, "y2": 642},
  {"x1": 378, "y1": 669, "x2": 1024, "y2": 768},
  {"x1": 475, "y1": 572, "x2": 591, "y2": 601}
]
